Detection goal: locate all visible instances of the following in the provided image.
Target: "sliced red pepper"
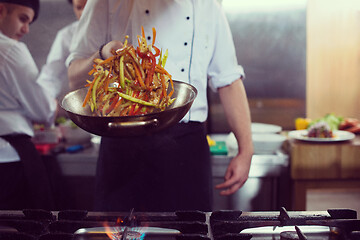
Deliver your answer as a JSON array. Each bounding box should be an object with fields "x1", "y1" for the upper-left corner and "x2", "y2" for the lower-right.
[
  {"x1": 128, "y1": 104, "x2": 136, "y2": 116},
  {"x1": 133, "y1": 104, "x2": 143, "y2": 115},
  {"x1": 136, "y1": 47, "x2": 147, "y2": 58},
  {"x1": 105, "y1": 94, "x2": 120, "y2": 115},
  {"x1": 129, "y1": 91, "x2": 140, "y2": 116},
  {"x1": 152, "y1": 46, "x2": 160, "y2": 57},
  {"x1": 145, "y1": 52, "x2": 156, "y2": 89}
]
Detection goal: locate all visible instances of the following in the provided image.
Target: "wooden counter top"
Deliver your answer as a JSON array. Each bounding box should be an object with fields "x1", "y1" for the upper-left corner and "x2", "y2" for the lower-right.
[
  {"x1": 289, "y1": 135, "x2": 360, "y2": 180},
  {"x1": 287, "y1": 134, "x2": 360, "y2": 210}
]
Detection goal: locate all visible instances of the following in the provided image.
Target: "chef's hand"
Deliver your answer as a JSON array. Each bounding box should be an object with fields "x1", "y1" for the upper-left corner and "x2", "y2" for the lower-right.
[
  {"x1": 100, "y1": 40, "x2": 124, "y2": 59},
  {"x1": 215, "y1": 153, "x2": 252, "y2": 195}
]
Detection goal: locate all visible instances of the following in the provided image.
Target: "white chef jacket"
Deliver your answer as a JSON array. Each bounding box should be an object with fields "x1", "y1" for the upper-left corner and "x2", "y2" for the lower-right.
[
  {"x1": 67, "y1": 0, "x2": 244, "y2": 122},
  {"x1": 0, "y1": 32, "x2": 57, "y2": 163},
  {"x1": 37, "y1": 21, "x2": 79, "y2": 100}
]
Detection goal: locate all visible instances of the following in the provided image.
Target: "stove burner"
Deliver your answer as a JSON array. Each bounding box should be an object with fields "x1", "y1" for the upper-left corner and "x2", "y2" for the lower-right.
[
  {"x1": 279, "y1": 226, "x2": 308, "y2": 240},
  {"x1": 295, "y1": 225, "x2": 308, "y2": 240},
  {"x1": 280, "y1": 231, "x2": 301, "y2": 240},
  {"x1": 0, "y1": 208, "x2": 359, "y2": 240},
  {"x1": 210, "y1": 208, "x2": 360, "y2": 240},
  {"x1": 111, "y1": 229, "x2": 142, "y2": 240}
]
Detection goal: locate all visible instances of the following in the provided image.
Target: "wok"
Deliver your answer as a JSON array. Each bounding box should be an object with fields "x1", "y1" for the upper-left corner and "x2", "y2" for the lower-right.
[{"x1": 60, "y1": 80, "x2": 197, "y2": 137}]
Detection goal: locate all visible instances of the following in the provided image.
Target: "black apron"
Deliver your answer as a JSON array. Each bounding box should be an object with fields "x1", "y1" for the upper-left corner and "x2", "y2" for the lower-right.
[
  {"x1": 0, "y1": 161, "x2": 27, "y2": 210},
  {"x1": 1, "y1": 134, "x2": 54, "y2": 210},
  {"x1": 94, "y1": 122, "x2": 213, "y2": 212}
]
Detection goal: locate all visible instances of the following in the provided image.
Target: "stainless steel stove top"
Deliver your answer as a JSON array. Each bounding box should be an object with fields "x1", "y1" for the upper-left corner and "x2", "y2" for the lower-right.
[{"x1": 0, "y1": 208, "x2": 358, "y2": 240}]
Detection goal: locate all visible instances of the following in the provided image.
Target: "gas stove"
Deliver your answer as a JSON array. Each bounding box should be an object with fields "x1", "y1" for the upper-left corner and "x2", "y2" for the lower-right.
[{"x1": 0, "y1": 208, "x2": 359, "y2": 240}]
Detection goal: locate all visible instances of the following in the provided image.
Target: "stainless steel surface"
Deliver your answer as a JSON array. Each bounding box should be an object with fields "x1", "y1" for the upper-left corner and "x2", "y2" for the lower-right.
[
  {"x1": 207, "y1": 0, "x2": 307, "y2": 132},
  {"x1": 60, "y1": 80, "x2": 197, "y2": 137},
  {"x1": 56, "y1": 146, "x2": 98, "y2": 177},
  {"x1": 224, "y1": 0, "x2": 307, "y2": 99},
  {"x1": 212, "y1": 152, "x2": 289, "y2": 211},
  {"x1": 0, "y1": 209, "x2": 358, "y2": 240},
  {"x1": 210, "y1": 134, "x2": 290, "y2": 211}
]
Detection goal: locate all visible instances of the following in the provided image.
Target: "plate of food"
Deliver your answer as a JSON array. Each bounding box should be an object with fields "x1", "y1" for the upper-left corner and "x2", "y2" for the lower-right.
[{"x1": 288, "y1": 121, "x2": 355, "y2": 142}]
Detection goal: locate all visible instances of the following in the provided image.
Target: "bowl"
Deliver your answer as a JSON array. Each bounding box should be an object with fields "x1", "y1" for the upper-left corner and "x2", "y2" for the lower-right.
[
  {"x1": 252, "y1": 133, "x2": 286, "y2": 154},
  {"x1": 60, "y1": 80, "x2": 197, "y2": 137}
]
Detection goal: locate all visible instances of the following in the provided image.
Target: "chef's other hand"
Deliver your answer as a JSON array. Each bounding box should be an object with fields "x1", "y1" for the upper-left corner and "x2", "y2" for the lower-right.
[
  {"x1": 101, "y1": 40, "x2": 124, "y2": 59},
  {"x1": 215, "y1": 153, "x2": 251, "y2": 195}
]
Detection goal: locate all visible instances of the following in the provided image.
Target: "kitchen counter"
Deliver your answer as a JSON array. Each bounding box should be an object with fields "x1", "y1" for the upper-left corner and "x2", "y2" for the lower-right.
[
  {"x1": 49, "y1": 132, "x2": 359, "y2": 211},
  {"x1": 288, "y1": 134, "x2": 360, "y2": 211},
  {"x1": 51, "y1": 134, "x2": 290, "y2": 211},
  {"x1": 56, "y1": 145, "x2": 98, "y2": 176}
]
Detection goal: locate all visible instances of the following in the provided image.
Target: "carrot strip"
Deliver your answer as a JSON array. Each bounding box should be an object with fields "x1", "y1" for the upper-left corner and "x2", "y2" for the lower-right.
[
  {"x1": 141, "y1": 26, "x2": 145, "y2": 39},
  {"x1": 88, "y1": 65, "x2": 97, "y2": 75},
  {"x1": 82, "y1": 80, "x2": 94, "y2": 107},
  {"x1": 160, "y1": 74, "x2": 167, "y2": 98},
  {"x1": 152, "y1": 27, "x2": 156, "y2": 46},
  {"x1": 168, "y1": 78, "x2": 174, "y2": 98},
  {"x1": 113, "y1": 97, "x2": 123, "y2": 110},
  {"x1": 131, "y1": 60, "x2": 145, "y2": 88},
  {"x1": 104, "y1": 65, "x2": 113, "y2": 92},
  {"x1": 98, "y1": 56, "x2": 115, "y2": 66}
]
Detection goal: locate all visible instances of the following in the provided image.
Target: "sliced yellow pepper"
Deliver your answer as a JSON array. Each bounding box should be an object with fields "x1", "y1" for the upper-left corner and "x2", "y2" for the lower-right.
[{"x1": 295, "y1": 117, "x2": 311, "y2": 130}]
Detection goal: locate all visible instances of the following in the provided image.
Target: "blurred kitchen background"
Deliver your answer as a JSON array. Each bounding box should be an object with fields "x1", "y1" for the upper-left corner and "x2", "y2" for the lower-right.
[
  {"x1": 22, "y1": 0, "x2": 360, "y2": 213},
  {"x1": 23, "y1": 0, "x2": 360, "y2": 128}
]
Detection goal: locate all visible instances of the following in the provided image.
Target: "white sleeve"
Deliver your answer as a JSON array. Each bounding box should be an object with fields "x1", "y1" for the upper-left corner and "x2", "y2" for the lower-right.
[
  {"x1": 5, "y1": 42, "x2": 57, "y2": 125},
  {"x1": 37, "y1": 24, "x2": 73, "y2": 99},
  {"x1": 208, "y1": 4, "x2": 245, "y2": 90},
  {"x1": 66, "y1": 0, "x2": 110, "y2": 66}
]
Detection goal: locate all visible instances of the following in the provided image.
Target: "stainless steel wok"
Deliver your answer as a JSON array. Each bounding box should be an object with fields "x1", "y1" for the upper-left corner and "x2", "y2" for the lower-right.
[{"x1": 60, "y1": 80, "x2": 197, "y2": 137}]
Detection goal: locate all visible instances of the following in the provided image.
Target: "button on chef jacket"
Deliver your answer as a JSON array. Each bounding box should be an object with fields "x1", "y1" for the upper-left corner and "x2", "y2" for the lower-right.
[
  {"x1": 0, "y1": 32, "x2": 57, "y2": 163},
  {"x1": 67, "y1": 0, "x2": 244, "y2": 122}
]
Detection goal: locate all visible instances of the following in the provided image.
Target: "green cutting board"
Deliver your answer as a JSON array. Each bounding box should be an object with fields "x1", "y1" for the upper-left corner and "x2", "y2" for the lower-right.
[{"x1": 209, "y1": 141, "x2": 228, "y2": 155}]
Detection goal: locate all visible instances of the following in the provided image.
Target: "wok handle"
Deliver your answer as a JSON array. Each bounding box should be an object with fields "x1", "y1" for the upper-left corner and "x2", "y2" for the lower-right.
[{"x1": 108, "y1": 119, "x2": 159, "y2": 128}]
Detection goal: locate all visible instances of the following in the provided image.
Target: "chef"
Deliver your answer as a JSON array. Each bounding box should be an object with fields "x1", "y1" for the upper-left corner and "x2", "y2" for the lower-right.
[
  {"x1": 37, "y1": 0, "x2": 87, "y2": 104},
  {"x1": 0, "y1": 0, "x2": 56, "y2": 210},
  {"x1": 67, "y1": 0, "x2": 253, "y2": 212}
]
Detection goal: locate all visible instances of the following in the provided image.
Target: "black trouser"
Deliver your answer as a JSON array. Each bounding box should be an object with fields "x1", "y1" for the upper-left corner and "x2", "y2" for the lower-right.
[
  {"x1": 94, "y1": 122, "x2": 213, "y2": 212},
  {"x1": 0, "y1": 161, "x2": 28, "y2": 210},
  {"x1": 1, "y1": 134, "x2": 54, "y2": 210}
]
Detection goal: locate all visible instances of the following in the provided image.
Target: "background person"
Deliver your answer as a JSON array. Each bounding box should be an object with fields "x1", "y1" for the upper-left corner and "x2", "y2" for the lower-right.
[
  {"x1": 67, "y1": 0, "x2": 253, "y2": 212},
  {"x1": 37, "y1": 0, "x2": 87, "y2": 106},
  {"x1": 0, "y1": 0, "x2": 56, "y2": 210}
]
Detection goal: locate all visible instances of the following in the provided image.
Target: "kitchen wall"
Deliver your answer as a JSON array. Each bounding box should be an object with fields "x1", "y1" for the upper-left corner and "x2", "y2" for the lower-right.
[
  {"x1": 22, "y1": 0, "x2": 75, "y2": 68},
  {"x1": 208, "y1": 0, "x2": 307, "y2": 132}
]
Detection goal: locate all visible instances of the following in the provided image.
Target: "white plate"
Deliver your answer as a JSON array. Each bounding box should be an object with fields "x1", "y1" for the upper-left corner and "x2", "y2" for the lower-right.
[
  {"x1": 252, "y1": 133, "x2": 287, "y2": 154},
  {"x1": 288, "y1": 130, "x2": 355, "y2": 142},
  {"x1": 251, "y1": 123, "x2": 282, "y2": 134}
]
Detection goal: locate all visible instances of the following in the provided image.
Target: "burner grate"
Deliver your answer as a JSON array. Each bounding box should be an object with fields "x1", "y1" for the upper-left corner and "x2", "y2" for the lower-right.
[
  {"x1": 210, "y1": 208, "x2": 360, "y2": 240},
  {"x1": 0, "y1": 208, "x2": 359, "y2": 240}
]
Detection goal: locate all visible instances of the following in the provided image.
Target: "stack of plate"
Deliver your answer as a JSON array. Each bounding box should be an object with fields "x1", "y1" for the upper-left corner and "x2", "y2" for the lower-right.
[{"x1": 226, "y1": 123, "x2": 286, "y2": 156}]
